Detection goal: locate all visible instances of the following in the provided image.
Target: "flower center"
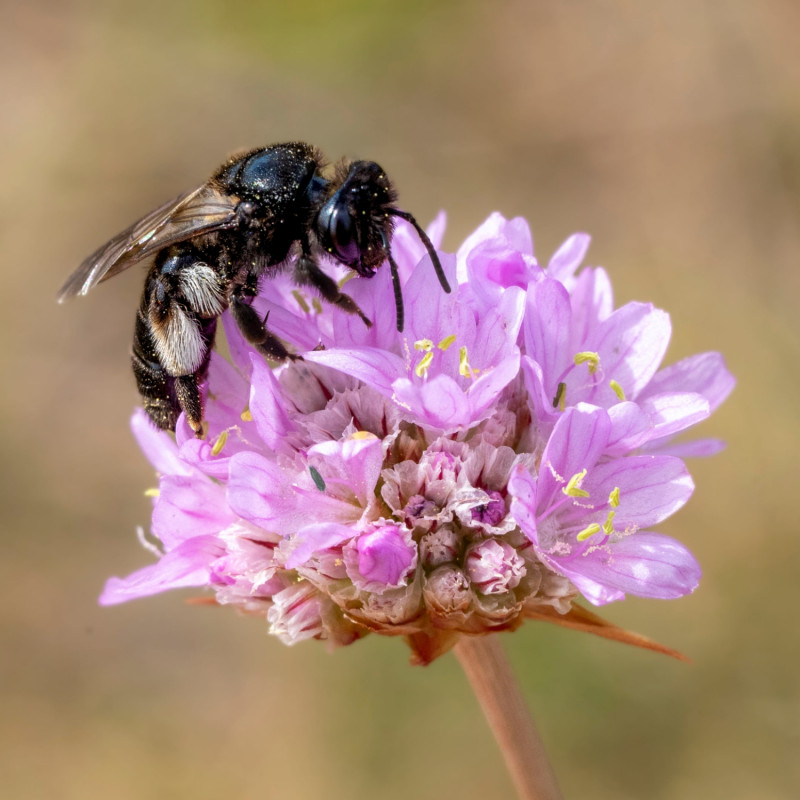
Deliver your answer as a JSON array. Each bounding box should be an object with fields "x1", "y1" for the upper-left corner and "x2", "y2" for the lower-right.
[{"x1": 412, "y1": 334, "x2": 479, "y2": 379}]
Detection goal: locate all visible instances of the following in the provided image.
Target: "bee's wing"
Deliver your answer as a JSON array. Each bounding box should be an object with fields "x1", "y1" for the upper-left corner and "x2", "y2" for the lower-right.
[{"x1": 57, "y1": 182, "x2": 239, "y2": 302}]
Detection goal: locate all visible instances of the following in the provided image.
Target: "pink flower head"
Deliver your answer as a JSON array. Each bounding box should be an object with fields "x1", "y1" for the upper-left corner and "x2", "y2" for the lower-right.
[{"x1": 101, "y1": 213, "x2": 734, "y2": 662}]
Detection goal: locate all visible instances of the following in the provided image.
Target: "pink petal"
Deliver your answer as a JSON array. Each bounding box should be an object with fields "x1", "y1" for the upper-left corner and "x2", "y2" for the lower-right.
[
  {"x1": 586, "y1": 302, "x2": 671, "y2": 405},
  {"x1": 152, "y1": 475, "x2": 235, "y2": 549},
  {"x1": 537, "y1": 405, "x2": 611, "y2": 510},
  {"x1": 131, "y1": 409, "x2": 190, "y2": 477},
  {"x1": 285, "y1": 522, "x2": 355, "y2": 569},
  {"x1": 574, "y1": 455, "x2": 695, "y2": 529},
  {"x1": 523, "y1": 278, "x2": 572, "y2": 397},
  {"x1": 556, "y1": 532, "x2": 701, "y2": 604},
  {"x1": 640, "y1": 352, "x2": 735, "y2": 412},
  {"x1": 249, "y1": 355, "x2": 298, "y2": 455},
  {"x1": 606, "y1": 401, "x2": 653, "y2": 455},
  {"x1": 643, "y1": 437, "x2": 727, "y2": 459},
  {"x1": 99, "y1": 536, "x2": 224, "y2": 605},
  {"x1": 303, "y1": 347, "x2": 403, "y2": 397},
  {"x1": 639, "y1": 392, "x2": 710, "y2": 440},
  {"x1": 547, "y1": 233, "x2": 591, "y2": 283}
]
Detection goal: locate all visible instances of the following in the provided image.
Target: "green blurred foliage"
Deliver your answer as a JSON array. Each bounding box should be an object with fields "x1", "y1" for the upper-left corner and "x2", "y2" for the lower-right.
[{"x1": 1, "y1": 1, "x2": 798, "y2": 798}]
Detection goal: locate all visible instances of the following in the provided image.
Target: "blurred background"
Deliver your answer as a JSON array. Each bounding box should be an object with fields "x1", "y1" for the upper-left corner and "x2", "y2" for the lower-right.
[{"x1": 1, "y1": 1, "x2": 797, "y2": 798}]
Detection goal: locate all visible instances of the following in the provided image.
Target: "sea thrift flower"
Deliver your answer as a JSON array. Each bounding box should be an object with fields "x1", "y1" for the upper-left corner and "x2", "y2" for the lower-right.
[{"x1": 101, "y1": 213, "x2": 734, "y2": 662}]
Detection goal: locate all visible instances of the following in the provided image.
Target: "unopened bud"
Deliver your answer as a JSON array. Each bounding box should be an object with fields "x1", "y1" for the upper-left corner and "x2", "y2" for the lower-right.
[
  {"x1": 465, "y1": 539, "x2": 526, "y2": 595},
  {"x1": 419, "y1": 526, "x2": 461, "y2": 568}
]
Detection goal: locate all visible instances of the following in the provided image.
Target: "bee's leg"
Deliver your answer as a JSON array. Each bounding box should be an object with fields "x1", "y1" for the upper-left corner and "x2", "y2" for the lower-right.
[
  {"x1": 141, "y1": 252, "x2": 219, "y2": 436},
  {"x1": 230, "y1": 281, "x2": 300, "y2": 362},
  {"x1": 293, "y1": 247, "x2": 372, "y2": 328},
  {"x1": 132, "y1": 305, "x2": 180, "y2": 431}
]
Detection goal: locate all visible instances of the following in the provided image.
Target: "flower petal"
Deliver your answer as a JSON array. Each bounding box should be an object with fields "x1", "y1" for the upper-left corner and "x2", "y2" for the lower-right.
[
  {"x1": 555, "y1": 532, "x2": 701, "y2": 604},
  {"x1": 639, "y1": 392, "x2": 710, "y2": 440},
  {"x1": 585, "y1": 302, "x2": 671, "y2": 405},
  {"x1": 99, "y1": 536, "x2": 224, "y2": 605},
  {"x1": 131, "y1": 409, "x2": 190, "y2": 476},
  {"x1": 640, "y1": 351, "x2": 735, "y2": 412},
  {"x1": 576, "y1": 455, "x2": 695, "y2": 529},
  {"x1": 523, "y1": 278, "x2": 572, "y2": 397},
  {"x1": 537, "y1": 405, "x2": 611, "y2": 510},
  {"x1": 152, "y1": 475, "x2": 235, "y2": 549},
  {"x1": 285, "y1": 522, "x2": 355, "y2": 569},
  {"x1": 547, "y1": 233, "x2": 591, "y2": 284}
]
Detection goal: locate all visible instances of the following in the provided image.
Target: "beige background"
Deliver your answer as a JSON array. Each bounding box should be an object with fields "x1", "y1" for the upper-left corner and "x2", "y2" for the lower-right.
[{"x1": 1, "y1": 2, "x2": 797, "y2": 798}]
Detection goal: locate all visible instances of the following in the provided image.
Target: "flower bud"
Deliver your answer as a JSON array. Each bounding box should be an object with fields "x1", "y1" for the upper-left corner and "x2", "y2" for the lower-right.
[
  {"x1": 267, "y1": 582, "x2": 324, "y2": 645},
  {"x1": 419, "y1": 525, "x2": 461, "y2": 568},
  {"x1": 465, "y1": 539, "x2": 526, "y2": 595},
  {"x1": 423, "y1": 565, "x2": 473, "y2": 624},
  {"x1": 344, "y1": 525, "x2": 417, "y2": 594}
]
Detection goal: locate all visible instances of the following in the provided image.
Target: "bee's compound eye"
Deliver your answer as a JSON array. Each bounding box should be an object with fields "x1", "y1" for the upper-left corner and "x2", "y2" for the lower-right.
[{"x1": 319, "y1": 199, "x2": 360, "y2": 265}]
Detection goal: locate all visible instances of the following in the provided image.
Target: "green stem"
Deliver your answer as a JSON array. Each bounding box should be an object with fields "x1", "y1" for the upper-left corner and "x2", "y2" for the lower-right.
[{"x1": 454, "y1": 635, "x2": 563, "y2": 800}]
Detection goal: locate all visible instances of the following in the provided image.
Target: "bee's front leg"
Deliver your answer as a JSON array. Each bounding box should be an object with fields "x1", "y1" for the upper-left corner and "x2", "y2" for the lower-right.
[{"x1": 293, "y1": 242, "x2": 372, "y2": 328}]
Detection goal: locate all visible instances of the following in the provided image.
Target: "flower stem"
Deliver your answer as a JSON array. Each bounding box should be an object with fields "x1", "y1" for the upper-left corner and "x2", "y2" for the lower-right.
[{"x1": 454, "y1": 635, "x2": 563, "y2": 800}]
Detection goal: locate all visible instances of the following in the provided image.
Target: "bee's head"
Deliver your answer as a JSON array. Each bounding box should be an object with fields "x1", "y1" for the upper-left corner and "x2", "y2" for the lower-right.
[
  {"x1": 315, "y1": 159, "x2": 450, "y2": 332},
  {"x1": 315, "y1": 160, "x2": 397, "y2": 276}
]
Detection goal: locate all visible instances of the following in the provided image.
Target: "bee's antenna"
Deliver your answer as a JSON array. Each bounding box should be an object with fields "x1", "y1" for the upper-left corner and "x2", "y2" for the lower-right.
[
  {"x1": 380, "y1": 229, "x2": 405, "y2": 332},
  {"x1": 388, "y1": 209, "x2": 451, "y2": 294}
]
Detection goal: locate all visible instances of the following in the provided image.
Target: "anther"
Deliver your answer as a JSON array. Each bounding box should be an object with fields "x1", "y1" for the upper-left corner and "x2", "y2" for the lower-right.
[
  {"x1": 241, "y1": 408, "x2": 253, "y2": 422},
  {"x1": 609, "y1": 380, "x2": 626, "y2": 401},
  {"x1": 414, "y1": 339, "x2": 434, "y2": 352},
  {"x1": 309, "y1": 466, "x2": 326, "y2": 492},
  {"x1": 144, "y1": 488, "x2": 160, "y2": 498},
  {"x1": 211, "y1": 430, "x2": 228, "y2": 456},
  {"x1": 574, "y1": 351, "x2": 600, "y2": 374},
  {"x1": 292, "y1": 290, "x2": 311, "y2": 314},
  {"x1": 577, "y1": 523, "x2": 601, "y2": 541},
  {"x1": 552, "y1": 381, "x2": 566, "y2": 410},
  {"x1": 415, "y1": 351, "x2": 434, "y2": 377},
  {"x1": 437, "y1": 334, "x2": 457, "y2": 351},
  {"x1": 602, "y1": 510, "x2": 616, "y2": 535},
  {"x1": 349, "y1": 430, "x2": 379, "y2": 441},
  {"x1": 563, "y1": 469, "x2": 590, "y2": 498},
  {"x1": 459, "y1": 346, "x2": 478, "y2": 378},
  {"x1": 609, "y1": 487, "x2": 620, "y2": 508}
]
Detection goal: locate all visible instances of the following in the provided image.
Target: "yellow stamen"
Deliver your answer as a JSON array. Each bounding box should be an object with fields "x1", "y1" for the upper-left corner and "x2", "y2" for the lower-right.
[
  {"x1": 437, "y1": 334, "x2": 457, "y2": 351},
  {"x1": 144, "y1": 488, "x2": 160, "y2": 498},
  {"x1": 576, "y1": 523, "x2": 601, "y2": 541},
  {"x1": 291, "y1": 290, "x2": 310, "y2": 314},
  {"x1": 415, "y1": 351, "x2": 434, "y2": 377},
  {"x1": 311, "y1": 298, "x2": 323, "y2": 315},
  {"x1": 574, "y1": 351, "x2": 600, "y2": 374},
  {"x1": 609, "y1": 380, "x2": 626, "y2": 401},
  {"x1": 459, "y1": 346, "x2": 479, "y2": 378},
  {"x1": 349, "y1": 430, "x2": 378, "y2": 441},
  {"x1": 211, "y1": 430, "x2": 228, "y2": 456},
  {"x1": 602, "y1": 510, "x2": 616, "y2": 535},
  {"x1": 241, "y1": 408, "x2": 253, "y2": 422},
  {"x1": 609, "y1": 487, "x2": 620, "y2": 508},
  {"x1": 563, "y1": 469, "x2": 590, "y2": 498},
  {"x1": 414, "y1": 339, "x2": 434, "y2": 352}
]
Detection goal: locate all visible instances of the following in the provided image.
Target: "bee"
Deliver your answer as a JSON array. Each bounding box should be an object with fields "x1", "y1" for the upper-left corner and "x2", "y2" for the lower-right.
[{"x1": 58, "y1": 142, "x2": 450, "y2": 436}]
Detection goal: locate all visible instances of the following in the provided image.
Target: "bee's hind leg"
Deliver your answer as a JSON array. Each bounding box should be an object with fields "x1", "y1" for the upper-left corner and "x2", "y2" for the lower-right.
[{"x1": 139, "y1": 250, "x2": 219, "y2": 437}]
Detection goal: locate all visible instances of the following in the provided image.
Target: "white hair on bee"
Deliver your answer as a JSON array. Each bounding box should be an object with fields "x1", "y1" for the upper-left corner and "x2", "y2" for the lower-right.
[
  {"x1": 151, "y1": 304, "x2": 206, "y2": 374},
  {"x1": 180, "y1": 263, "x2": 225, "y2": 317}
]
